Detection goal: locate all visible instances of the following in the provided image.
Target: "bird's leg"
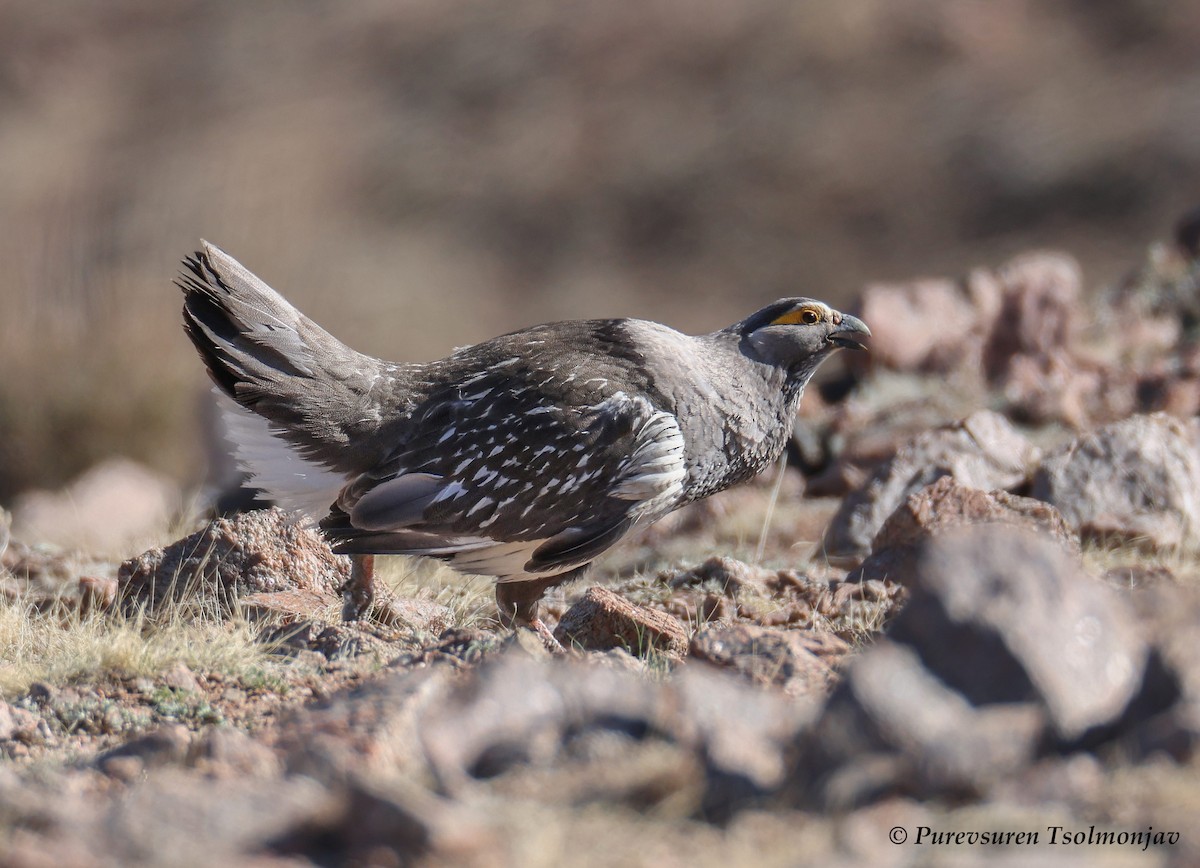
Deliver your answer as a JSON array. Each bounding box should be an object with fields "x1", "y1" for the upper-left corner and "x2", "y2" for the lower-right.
[
  {"x1": 341, "y1": 554, "x2": 375, "y2": 621},
  {"x1": 495, "y1": 575, "x2": 574, "y2": 651}
]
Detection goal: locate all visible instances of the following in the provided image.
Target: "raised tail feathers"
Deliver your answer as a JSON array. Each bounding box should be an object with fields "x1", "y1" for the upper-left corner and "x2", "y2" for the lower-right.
[{"x1": 178, "y1": 242, "x2": 405, "y2": 508}]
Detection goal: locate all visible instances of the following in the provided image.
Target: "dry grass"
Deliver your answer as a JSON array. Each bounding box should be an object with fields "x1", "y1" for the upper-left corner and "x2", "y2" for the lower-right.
[
  {"x1": 376, "y1": 554, "x2": 496, "y2": 631},
  {"x1": 0, "y1": 593, "x2": 285, "y2": 698},
  {"x1": 1081, "y1": 537, "x2": 1200, "y2": 588}
]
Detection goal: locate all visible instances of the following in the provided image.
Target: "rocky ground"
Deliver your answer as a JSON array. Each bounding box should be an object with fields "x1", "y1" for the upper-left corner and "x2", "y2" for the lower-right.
[{"x1": 3, "y1": 243, "x2": 1200, "y2": 866}]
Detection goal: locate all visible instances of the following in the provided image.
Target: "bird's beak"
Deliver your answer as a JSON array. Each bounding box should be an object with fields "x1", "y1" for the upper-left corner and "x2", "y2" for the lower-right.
[{"x1": 828, "y1": 313, "x2": 871, "y2": 350}]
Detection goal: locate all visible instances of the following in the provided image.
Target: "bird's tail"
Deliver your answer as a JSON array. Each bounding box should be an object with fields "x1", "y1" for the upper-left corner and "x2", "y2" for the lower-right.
[{"x1": 177, "y1": 242, "x2": 402, "y2": 514}]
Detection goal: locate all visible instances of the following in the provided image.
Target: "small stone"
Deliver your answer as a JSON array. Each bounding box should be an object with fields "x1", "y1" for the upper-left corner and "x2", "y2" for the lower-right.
[
  {"x1": 689, "y1": 624, "x2": 845, "y2": 696},
  {"x1": 162, "y1": 663, "x2": 200, "y2": 693},
  {"x1": 97, "y1": 724, "x2": 192, "y2": 777},
  {"x1": 554, "y1": 587, "x2": 689, "y2": 660},
  {"x1": 78, "y1": 575, "x2": 117, "y2": 612},
  {"x1": 187, "y1": 726, "x2": 281, "y2": 778}
]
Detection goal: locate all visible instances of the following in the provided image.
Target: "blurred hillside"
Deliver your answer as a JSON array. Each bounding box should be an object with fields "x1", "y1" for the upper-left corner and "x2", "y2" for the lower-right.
[{"x1": 1, "y1": 0, "x2": 1199, "y2": 501}]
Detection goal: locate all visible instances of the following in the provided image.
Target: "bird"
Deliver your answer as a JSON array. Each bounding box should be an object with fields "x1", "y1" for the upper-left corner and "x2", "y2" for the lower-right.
[{"x1": 176, "y1": 241, "x2": 870, "y2": 639}]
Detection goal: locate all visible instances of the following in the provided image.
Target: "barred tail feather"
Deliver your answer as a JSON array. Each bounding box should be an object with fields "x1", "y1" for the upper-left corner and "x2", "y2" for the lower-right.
[{"x1": 177, "y1": 241, "x2": 402, "y2": 477}]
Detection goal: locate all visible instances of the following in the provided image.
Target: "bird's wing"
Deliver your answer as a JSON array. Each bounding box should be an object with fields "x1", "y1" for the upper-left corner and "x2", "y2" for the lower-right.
[{"x1": 321, "y1": 375, "x2": 686, "y2": 578}]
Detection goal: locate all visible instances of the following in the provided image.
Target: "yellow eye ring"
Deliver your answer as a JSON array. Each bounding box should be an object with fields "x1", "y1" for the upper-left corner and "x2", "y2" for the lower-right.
[{"x1": 800, "y1": 309, "x2": 820, "y2": 324}]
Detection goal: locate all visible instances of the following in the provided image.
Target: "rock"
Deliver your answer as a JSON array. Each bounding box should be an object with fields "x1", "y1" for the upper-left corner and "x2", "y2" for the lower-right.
[
  {"x1": 851, "y1": 476, "x2": 1078, "y2": 586},
  {"x1": 823, "y1": 410, "x2": 1040, "y2": 560},
  {"x1": 2, "y1": 704, "x2": 44, "y2": 746},
  {"x1": 671, "y1": 664, "x2": 819, "y2": 818},
  {"x1": 321, "y1": 626, "x2": 386, "y2": 661},
  {"x1": 117, "y1": 507, "x2": 348, "y2": 616},
  {"x1": 853, "y1": 270, "x2": 1000, "y2": 374},
  {"x1": 1111, "y1": 581, "x2": 1200, "y2": 762},
  {"x1": 980, "y1": 252, "x2": 1140, "y2": 427},
  {"x1": 554, "y1": 586, "x2": 689, "y2": 660},
  {"x1": 241, "y1": 587, "x2": 337, "y2": 622},
  {"x1": 792, "y1": 527, "x2": 1157, "y2": 808},
  {"x1": 1, "y1": 536, "x2": 113, "y2": 610},
  {"x1": 892, "y1": 527, "x2": 1150, "y2": 741},
  {"x1": 11, "y1": 458, "x2": 181, "y2": 557},
  {"x1": 982, "y1": 251, "x2": 1083, "y2": 379},
  {"x1": 186, "y1": 726, "x2": 282, "y2": 779},
  {"x1": 810, "y1": 372, "x2": 986, "y2": 496},
  {"x1": 162, "y1": 662, "x2": 200, "y2": 693},
  {"x1": 666, "y1": 555, "x2": 772, "y2": 596},
  {"x1": 999, "y1": 349, "x2": 1137, "y2": 429},
  {"x1": 373, "y1": 597, "x2": 455, "y2": 636},
  {"x1": 415, "y1": 653, "x2": 810, "y2": 813},
  {"x1": 794, "y1": 642, "x2": 1046, "y2": 809},
  {"x1": 77, "y1": 575, "x2": 117, "y2": 612},
  {"x1": 97, "y1": 724, "x2": 193, "y2": 779},
  {"x1": 688, "y1": 624, "x2": 845, "y2": 697},
  {"x1": 1136, "y1": 346, "x2": 1200, "y2": 418},
  {"x1": 1031, "y1": 413, "x2": 1200, "y2": 550},
  {"x1": 104, "y1": 770, "x2": 331, "y2": 864},
  {"x1": 871, "y1": 475, "x2": 1077, "y2": 555},
  {"x1": 274, "y1": 776, "x2": 498, "y2": 866},
  {"x1": 279, "y1": 667, "x2": 453, "y2": 784}
]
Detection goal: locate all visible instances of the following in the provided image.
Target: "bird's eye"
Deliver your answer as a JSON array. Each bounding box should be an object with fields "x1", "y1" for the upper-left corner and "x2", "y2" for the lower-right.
[{"x1": 800, "y1": 309, "x2": 820, "y2": 324}]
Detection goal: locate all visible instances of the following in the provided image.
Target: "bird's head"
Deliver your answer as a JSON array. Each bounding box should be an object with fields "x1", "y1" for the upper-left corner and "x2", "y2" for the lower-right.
[{"x1": 733, "y1": 298, "x2": 871, "y2": 375}]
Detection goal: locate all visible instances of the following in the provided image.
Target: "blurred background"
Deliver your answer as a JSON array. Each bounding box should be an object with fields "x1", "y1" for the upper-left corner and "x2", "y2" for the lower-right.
[{"x1": 1, "y1": 0, "x2": 1198, "y2": 520}]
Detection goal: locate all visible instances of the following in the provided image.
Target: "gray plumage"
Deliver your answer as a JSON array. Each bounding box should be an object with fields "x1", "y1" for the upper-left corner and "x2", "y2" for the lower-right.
[{"x1": 178, "y1": 241, "x2": 869, "y2": 627}]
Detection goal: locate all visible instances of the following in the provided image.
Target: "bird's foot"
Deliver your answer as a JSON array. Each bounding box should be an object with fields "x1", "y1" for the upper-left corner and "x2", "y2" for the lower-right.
[
  {"x1": 524, "y1": 618, "x2": 565, "y2": 654},
  {"x1": 341, "y1": 554, "x2": 375, "y2": 622},
  {"x1": 340, "y1": 585, "x2": 372, "y2": 622}
]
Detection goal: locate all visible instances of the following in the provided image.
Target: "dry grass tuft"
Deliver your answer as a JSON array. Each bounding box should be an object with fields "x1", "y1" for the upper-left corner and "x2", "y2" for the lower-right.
[
  {"x1": 376, "y1": 555, "x2": 496, "y2": 630},
  {"x1": 1082, "y1": 538, "x2": 1200, "y2": 587},
  {"x1": 0, "y1": 595, "x2": 283, "y2": 698}
]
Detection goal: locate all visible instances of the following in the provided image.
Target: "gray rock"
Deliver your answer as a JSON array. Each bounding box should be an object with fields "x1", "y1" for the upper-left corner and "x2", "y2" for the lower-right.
[
  {"x1": 792, "y1": 527, "x2": 1155, "y2": 808},
  {"x1": 104, "y1": 770, "x2": 332, "y2": 866},
  {"x1": 795, "y1": 643, "x2": 1044, "y2": 808},
  {"x1": 894, "y1": 527, "x2": 1148, "y2": 740},
  {"x1": 415, "y1": 653, "x2": 811, "y2": 814},
  {"x1": 823, "y1": 410, "x2": 1041, "y2": 560},
  {"x1": 1032, "y1": 413, "x2": 1200, "y2": 550}
]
